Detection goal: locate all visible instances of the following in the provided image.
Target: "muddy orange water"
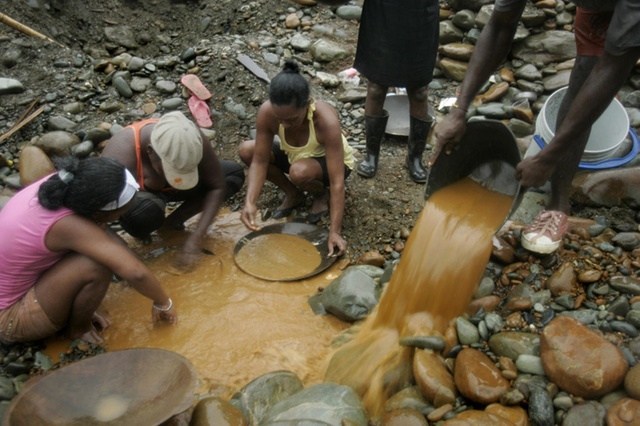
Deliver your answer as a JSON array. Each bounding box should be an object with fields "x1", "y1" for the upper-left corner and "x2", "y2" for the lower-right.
[
  {"x1": 44, "y1": 211, "x2": 349, "y2": 398},
  {"x1": 325, "y1": 178, "x2": 514, "y2": 415}
]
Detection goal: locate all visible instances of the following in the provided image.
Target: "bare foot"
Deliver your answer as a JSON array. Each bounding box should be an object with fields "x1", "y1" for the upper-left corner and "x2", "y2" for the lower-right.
[
  {"x1": 310, "y1": 189, "x2": 329, "y2": 215},
  {"x1": 92, "y1": 305, "x2": 112, "y2": 332},
  {"x1": 276, "y1": 190, "x2": 305, "y2": 211},
  {"x1": 69, "y1": 324, "x2": 104, "y2": 344}
]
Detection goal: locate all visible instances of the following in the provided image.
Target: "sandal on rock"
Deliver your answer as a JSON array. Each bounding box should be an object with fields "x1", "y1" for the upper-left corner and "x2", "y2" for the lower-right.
[
  {"x1": 181, "y1": 74, "x2": 212, "y2": 100},
  {"x1": 188, "y1": 96, "x2": 213, "y2": 128}
]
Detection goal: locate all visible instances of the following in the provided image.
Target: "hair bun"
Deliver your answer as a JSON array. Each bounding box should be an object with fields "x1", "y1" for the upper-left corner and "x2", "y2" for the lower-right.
[{"x1": 282, "y1": 59, "x2": 300, "y2": 74}]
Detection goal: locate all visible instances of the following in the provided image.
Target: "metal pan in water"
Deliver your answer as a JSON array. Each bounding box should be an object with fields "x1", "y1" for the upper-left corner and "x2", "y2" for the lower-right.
[{"x1": 234, "y1": 222, "x2": 337, "y2": 281}]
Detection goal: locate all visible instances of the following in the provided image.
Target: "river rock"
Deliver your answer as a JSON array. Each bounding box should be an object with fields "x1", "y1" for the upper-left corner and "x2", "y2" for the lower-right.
[
  {"x1": 439, "y1": 20, "x2": 465, "y2": 45},
  {"x1": 311, "y1": 267, "x2": 379, "y2": 321},
  {"x1": 485, "y1": 403, "x2": 528, "y2": 426},
  {"x1": 438, "y1": 57, "x2": 468, "y2": 82},
  {"x1": 380, "y1": 408, "x2": 428, "y2": 426},
  {"x1": 191, "y1": 397, "x2": 248, "y2": 426},
  {"x1": 570, "y1": 167, "x2": 640, "y2": 208},
  {"x1": 309, "y1": 39, "x2": 350, "y2": 63},
  {"x1": 577, "y1": 269, "x2": 602, "y2": 283},
  {"x1": 512, "y1": 30, "x2": 576, "y2": 64},
  {"x1": 453, "y1": 348, "x2": 509, "y2": 405},
  {"x1": 35, "y1": 131, "x2": 81, "y2": 157},
  {"x1": 492, "y1": 235, "x2": 516, "y2": 264},
  {"x1": 441, "y1": 409, "x2": 514, "y2": 425},
  {"x1": 467, "y1": 295, "x2": 501, "y2": 316},
  {"x1": 488, "y1": 331, "x2": 540, "y2": 360},
  {"x1": 624, "y1": 364, "x2": 640, "y2": 399},
  {"x1": 229, "y1": 370, "x2": 303, "y2": 425},
  {"x1": 527, "y1": 380, "x2": 555, "y2": 426},
  {"x1": 356, "y1": 250, "x2": 385, "y2": 267},
  {"x1": 261, "y1": 383, "x2": 367, "y2": 426},
  {"x1": 384, "y1": 386, "x2": 431, "y2": 413},
  {"x1": 413, "y1": 349, "x2": 457, "y2": 407},
  {"x1": 104, "y1": 25, "x2": 139, "y2": 49},
  {"x1": 545, "y1": 262, "x2": 576, "y2": 296},
  {"x1": 605, "y1": 398, "x2": 640, "y2": 426},
  {"x1": 451, "y1": 9, "x2": 476, "y2": 31},
  {"x1": 610, "y1": 276, "x2": 640, "y2": 296},
  {"x1": 562, "y1": 401, "x2": 606, "y2": 426},
  {"x1": 540, "y1": 316, "x2": 629, "y2": 398},
  {"x1": 0, "y1": 78, "x2": 24, "y2": 95},
  {"x1": 479, "y1": 82, "x2": 509, "y2": 103},
  {"x1": 438, "y1": 43, "x2": 475, "y2": 61},
  {"x1": 18, "y1": 146, "x2": 54, "y2": 186}
]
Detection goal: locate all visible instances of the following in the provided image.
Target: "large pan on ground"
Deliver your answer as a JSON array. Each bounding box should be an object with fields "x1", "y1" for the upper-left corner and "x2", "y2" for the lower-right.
[
  {"x1": 234, "y1": 222, "x2": 337, "y2": 282},
  {"x1": 3, "y1": 348, "x2": 198, "y2": 426},
  {"x1": 425, "y1": 119, "x2": 525, "y2": 219}
]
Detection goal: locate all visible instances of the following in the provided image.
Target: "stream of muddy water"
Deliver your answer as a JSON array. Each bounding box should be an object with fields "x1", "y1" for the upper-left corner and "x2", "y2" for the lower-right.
[{"x1": 44, "y1": 211, "x2": 350, "y2": 398}]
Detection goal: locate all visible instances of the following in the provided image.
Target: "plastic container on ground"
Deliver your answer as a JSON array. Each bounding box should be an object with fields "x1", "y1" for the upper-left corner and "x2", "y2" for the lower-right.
[{"x1": 526, "y1": 86, "x2": 639, "y2": 170}]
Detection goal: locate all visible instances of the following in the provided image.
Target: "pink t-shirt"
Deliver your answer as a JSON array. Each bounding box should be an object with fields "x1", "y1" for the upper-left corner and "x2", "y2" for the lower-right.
[{"x1": 0, "y1": 175, "x2": 74, "y2": 309}]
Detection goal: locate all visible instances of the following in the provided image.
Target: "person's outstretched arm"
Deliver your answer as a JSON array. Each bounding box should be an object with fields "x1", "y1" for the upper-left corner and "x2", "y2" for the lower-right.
[
  {"x1": 241, "y1": 102, "x2": 274, "y2": 230},
  {"x1": 314, "y1": 102, "x2": 347, "y2": 257},
  {"x1": 515, "y1": 47, "x2": 640, "y2": 188},
  {"x1": 47, "y1": 215, "x2": 178, "y2": 324},
  {"x1": 432, "y1": 1, "x2": 527, "y2": 163},
  {"x1": 173, "y1": 134, "x2": 227, "y2": 270}
]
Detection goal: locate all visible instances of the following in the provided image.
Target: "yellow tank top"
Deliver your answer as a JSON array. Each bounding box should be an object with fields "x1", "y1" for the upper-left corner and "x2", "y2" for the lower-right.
[{"x1": 278, "y1": 99, "x2": 355, "y2": 170}]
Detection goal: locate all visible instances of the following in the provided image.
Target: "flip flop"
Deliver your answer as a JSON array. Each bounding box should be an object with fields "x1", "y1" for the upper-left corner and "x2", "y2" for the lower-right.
[
  {"x1": 181, "y1": 74, "x2": 212, "y2": 100},
  {"x1": 188, "y1": 96, "x2": 213, "y2": 128},
  {"x1": 307, "y1": 209, "x2": 329, "y2": 224},
  {"x1": 272, "y1": 196, "x2": 305, "y2": 219}
]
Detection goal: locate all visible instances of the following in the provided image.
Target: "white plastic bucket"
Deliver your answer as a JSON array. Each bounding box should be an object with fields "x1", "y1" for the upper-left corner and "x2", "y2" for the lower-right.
[{"x1": 529, "y1": 87, "x2": 631, "y2": 165}]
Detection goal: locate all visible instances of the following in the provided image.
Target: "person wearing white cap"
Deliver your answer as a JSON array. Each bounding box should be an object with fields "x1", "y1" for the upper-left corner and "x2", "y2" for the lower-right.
[
  {"x1": 0, "y1": 156, "x2": 178, "y2": 345},
  {"x1": 101, "y1": 111, "x2": 245, "y2": 270}
]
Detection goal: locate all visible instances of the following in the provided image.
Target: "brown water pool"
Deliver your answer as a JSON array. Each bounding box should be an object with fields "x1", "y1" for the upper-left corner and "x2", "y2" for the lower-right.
[{"x1": 45, "y1": 211, "x2": 349, "y2": 398}]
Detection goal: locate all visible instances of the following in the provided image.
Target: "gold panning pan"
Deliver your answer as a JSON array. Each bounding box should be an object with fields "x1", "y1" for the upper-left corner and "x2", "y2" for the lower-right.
[
  {"x1": 234, "y1": 222, "x2": 337, "y2": 281},
  {"x1": 426, "y1": 119, "x2": 524, "y2": 218},
  {"x1": 4, "y1": 348, "x2": 198, "y2": 426}
]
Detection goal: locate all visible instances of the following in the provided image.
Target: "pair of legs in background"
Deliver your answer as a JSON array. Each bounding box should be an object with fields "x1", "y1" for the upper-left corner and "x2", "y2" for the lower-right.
[{"x1": 357, "y1": 83, "x2": 433, "y2": 183}]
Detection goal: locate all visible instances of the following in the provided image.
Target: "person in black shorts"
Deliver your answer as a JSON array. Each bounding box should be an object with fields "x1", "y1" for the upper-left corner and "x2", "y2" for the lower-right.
[{"x1": 354, "y1": 0, "x2": 440, "y2": 183}]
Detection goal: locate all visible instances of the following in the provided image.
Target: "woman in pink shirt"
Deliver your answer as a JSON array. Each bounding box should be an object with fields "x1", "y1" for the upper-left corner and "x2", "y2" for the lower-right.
[{"x1": 0, "y1": 156, "x2": 177, "y2": 344}]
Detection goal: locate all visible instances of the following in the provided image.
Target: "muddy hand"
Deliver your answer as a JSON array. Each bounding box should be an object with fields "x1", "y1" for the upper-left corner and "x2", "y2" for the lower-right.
[
  {"x1": 241, "y1": 205, "x2": 262, "y2": 231},
  {"x1": 152, "y1": 303, "x2": 178, "y2": 325},
  {"x1": 328, "y1": 232, "x2": 346, "y2": 257},
  {"x1": 429, "y1": 116, "x2": 466, "y2": 166},
  {"x1": 515, "y1": 155, "x2": 556, "y2": 189},
  {"x1": 172, "y1": 248, "x2": 200, "y2": 273}
]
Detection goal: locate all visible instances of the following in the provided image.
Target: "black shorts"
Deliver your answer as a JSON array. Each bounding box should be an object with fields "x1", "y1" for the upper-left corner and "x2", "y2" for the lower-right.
[
  {"x1": 272, "y1": 142, "x2": 351, "y2": 187},
  {"x1": 118, "y1": 160, "x2": 245, "y2": 239}
]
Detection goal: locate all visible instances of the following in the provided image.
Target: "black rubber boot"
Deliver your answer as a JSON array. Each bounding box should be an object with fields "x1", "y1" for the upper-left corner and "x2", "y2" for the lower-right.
[
  {"x1": 357, "y1": 111, "x2": 389, "y2": 178},
  {"x1": 406, "y1": 115, "x2": 433, "y2": 183}
]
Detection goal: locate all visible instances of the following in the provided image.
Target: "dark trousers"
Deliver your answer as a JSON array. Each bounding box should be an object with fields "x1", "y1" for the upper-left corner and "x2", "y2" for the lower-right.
[{"x1": 119, "y1": 160, "x2": 245, "y2": 239}]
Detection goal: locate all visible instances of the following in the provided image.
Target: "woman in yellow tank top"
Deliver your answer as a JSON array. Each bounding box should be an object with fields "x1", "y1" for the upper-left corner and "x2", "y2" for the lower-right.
[{"x1": 238, "y1": 60, "x2": 354, "y2": 257}]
